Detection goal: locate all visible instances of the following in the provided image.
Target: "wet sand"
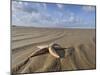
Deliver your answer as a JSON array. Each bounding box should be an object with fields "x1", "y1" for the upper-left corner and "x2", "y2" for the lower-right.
[{"x1": 11, "y1": 26, "x2": 96, "y2": 74}]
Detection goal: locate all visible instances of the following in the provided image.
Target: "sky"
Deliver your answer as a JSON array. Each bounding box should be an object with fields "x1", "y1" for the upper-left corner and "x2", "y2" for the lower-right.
[{"x1": 12, "y1": 1, "x2": 96, "y2": 28}]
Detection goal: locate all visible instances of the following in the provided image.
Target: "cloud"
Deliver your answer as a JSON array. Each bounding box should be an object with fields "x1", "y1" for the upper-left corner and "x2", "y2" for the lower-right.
[
  {"x1": 12, "y1": 1, "x2": 78, "y2": 27},
  {"x1": 12, "y1": 1, "x2": 57, "y2": 26},
  {"x1": 43, "y1": 3, "x2": 47, "y2": 10},
  {"x1": 12, "y1": 1, "x2": 95, "y2": 28},
  {"x1": 82, "y1": 6, "x2": 95, "y2": 12},
  {"x1": 12, "y1": 1, "x2": 81, "y2": 27},
  {"x1": 13, "y1": 1, "x2": 39, "y2": 13},
  {"x1": 56, "y1": 4, "x2": 63, "y2": 9}
]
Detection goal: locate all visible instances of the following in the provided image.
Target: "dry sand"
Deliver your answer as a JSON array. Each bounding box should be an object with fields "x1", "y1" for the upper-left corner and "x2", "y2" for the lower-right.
[{"x1": 11, "y1": 26, "x2": 96, "y2": 74}]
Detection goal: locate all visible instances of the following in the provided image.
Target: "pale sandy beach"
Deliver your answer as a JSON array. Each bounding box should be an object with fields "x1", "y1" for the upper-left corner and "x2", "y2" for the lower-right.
[{"x1": 11, "y1": 26, "x2": 96, "y2": 74}]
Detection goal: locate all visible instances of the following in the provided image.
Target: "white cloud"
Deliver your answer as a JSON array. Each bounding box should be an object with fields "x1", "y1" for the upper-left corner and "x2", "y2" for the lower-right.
[
  {"x1": 82, "y1": 6, "x2": 95, "y2": 12},
  {"x1": 12, "y1": 1, "x2": 77, "y2": 27},
  {"x1": 56, "y1": 4, "x2": 63, "y2": 9},
  {"x1": 12, "y1": 1, "x2": 91, "y2": 28},
  {"x1": 69, "y1": 15, "x2": 74, "y2": 22},
  {"x1": 18, "y1": 1, "x2": 23, "y2": 5},
  {"x1": 43, "y1": 3, "x2": 47, "y2": 10}
]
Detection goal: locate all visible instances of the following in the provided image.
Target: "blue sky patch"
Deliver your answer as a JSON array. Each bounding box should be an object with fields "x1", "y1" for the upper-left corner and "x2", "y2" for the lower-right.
[{"x1": 12, "y1": 1, "x2": 96, "y2": 28}]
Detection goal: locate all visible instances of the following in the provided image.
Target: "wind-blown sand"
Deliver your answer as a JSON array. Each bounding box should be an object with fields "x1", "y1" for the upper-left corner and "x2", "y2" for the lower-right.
[{"x1": 11, "y1": 26, "x2": 96, "y2": 74}]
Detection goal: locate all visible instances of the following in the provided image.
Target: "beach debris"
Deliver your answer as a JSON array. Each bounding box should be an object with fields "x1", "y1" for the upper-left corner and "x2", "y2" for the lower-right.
[
  {"x1": 48, "y1": 43, "x2": 61, "y2": 58},
  {"x1": 37, "y1": 43, "x2": 64, "y2": 58},
  {"x1": 37, "y1": 45, "x2": 48, "y2": 49},
  {"x1": 12, "y1": 43, "x2": 74, "y2": 73}
]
